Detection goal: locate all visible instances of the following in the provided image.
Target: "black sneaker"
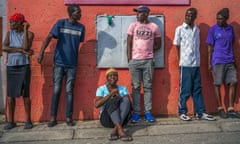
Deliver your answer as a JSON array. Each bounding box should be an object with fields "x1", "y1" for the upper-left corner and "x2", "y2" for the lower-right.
[
  {"x1": 218, "y1": 109, "x2": 228, "y2": 119},
  {"x1": 66, "y1": 119, "x2": 75, "y2": 126},
  {"x1": 4, "y1": 122, "x2": 16, "y2": 130},
  {"x1": 227, "y1": 111, "x2": 240, "y2": 119},
  {"x1": 24, "y1": 121, "x2": 33, "y2": 129},
  {"x1": 47, "y1": 120, "x2": 57, "y2": 127}
]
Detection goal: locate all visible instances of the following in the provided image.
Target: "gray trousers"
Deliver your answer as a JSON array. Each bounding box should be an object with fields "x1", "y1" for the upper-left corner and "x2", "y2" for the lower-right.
[
  {"x1": 129, "y1": 59, "x2": 154, "y2": 113},
  {"x1": 110, "y1": 96, "x2": 131, "y2": 124}
]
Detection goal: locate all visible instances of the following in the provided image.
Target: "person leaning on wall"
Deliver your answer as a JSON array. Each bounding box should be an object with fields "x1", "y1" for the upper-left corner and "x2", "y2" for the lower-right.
[
  {"x1": 206, "y1": 8, "x2": 240, "y2": 119},
  {"x1": 3, "y1": 13, "x2": 34, "y2": 130},
  {"x1": 127, "y1": 5, "x2": 161, "y2": 123},
  {"x1": 173, "y1": 8, "x2": 215, "y2": 121},
  {"x1": 37, "y1": 4, "x2": 85, "y2": 127},
  {"x1": 95, "y1": 68, "x2": 133, "y2": 142}
]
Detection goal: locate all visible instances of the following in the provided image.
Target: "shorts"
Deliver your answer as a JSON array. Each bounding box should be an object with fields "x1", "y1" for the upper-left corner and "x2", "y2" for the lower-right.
[
  {"x1": 7, "y1": 65, "x2": 31, "y2": 98},
  {"x1": 212, "y1": 63, "x2": 237, "y2": 85}
]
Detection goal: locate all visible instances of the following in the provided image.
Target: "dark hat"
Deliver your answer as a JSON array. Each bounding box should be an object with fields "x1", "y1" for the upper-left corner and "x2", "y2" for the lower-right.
[
  {"x1": 217, "y1": 8, "x2": 229, "y2": 19},
  {"x1": 133, "y1": 5, "x2": 150, "y2": 13}
]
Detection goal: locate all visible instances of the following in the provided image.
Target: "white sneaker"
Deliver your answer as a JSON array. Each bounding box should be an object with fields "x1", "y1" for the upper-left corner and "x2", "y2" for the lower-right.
[
  {"x1": 180, "y1": 114, "x2": 191, "y2": 121},
  {"x1": 196, "y1": 113, "x2": 216, "y2": 121}
]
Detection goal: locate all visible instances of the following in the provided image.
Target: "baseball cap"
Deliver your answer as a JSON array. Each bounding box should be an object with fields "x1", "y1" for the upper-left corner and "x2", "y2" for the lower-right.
[
  {"x1": 10, "y1": 13, "x2": 27, "y2": 23},
  {"x1": 133, "y1": 5, "x2": 150, "y2": 13}
]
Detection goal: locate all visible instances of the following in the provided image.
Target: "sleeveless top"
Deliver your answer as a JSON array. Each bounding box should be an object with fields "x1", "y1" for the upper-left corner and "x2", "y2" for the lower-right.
[{"x1": 7, "y1": 30, "x2": 30, "y2": 66}]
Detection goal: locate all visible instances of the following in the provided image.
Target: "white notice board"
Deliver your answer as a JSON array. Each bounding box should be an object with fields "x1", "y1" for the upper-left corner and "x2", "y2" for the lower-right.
[{"x1": 96, "y1": 15, "x2": 164, "y2": 68}]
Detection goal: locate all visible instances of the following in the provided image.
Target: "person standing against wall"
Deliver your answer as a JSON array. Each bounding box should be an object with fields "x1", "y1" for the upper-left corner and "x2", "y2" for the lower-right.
[
  {"x1": 37, "y1": 4, "x2": 85, "y2": 127},
  {"x1": 127, "y1": 5, "x2": 161, "y2": 123},
  {"x1": 206, "y1": 8, "x2": 240, "y2": 119},
  {"x1": 95, "y1": 68, "x2": 133, "y2": 141},
  {"x1": 3, "y1": 13, "x2": 34, "y2": 129},
  {"x1": 173, "y1": 8, "x2": 215, "y2": 121}
]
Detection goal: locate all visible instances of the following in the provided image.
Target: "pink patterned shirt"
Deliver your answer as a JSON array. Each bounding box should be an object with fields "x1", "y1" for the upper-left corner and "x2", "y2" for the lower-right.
[{"x1": 127, "y1": 22, "x2": 161, "y2": 60}]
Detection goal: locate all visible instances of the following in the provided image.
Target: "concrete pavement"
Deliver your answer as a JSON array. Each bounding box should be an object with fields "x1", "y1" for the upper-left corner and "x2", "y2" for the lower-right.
[{"x1": 0, "y1": 114, "x2": 240, "y2": 144}]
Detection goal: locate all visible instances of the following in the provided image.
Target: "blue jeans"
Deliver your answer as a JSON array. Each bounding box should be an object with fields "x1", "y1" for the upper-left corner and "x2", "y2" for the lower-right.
[
  {"x1": 129, "y1": 59, "x2": 154, "y2": 113},
  {"x1": 50, "y1": 65, "x2": 76, "y2": 118},
  {"x1": 178, "y1": 67, "x2": 205, "y2": 115}
]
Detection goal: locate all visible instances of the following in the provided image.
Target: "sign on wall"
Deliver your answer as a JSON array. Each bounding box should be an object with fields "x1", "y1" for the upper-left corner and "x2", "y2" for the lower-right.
[
  {"x1": 64, "y1": 0, "x2": 190, "y2": 5},
  {"x1": 96, "y1": 15, "x2": 164, "y2": 68}
]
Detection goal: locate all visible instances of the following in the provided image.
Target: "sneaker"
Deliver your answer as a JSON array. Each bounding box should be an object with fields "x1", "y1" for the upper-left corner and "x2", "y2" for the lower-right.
[
  {"x1": 131, "y1": 112, "x2": 140, "y2": 123},
  {"x1": 196, "y1": 113, "x2": 216, "y2": 121},
  {"x1": 144, "y1": 112, "x2": 155, "y2": 122},
  {"x1": 66, "y1": 119, "x2": 75, "y2": 126},
  {"x1": 179, "y1": 114, "x2": 191, "y2": 121},
  {"x1": 4, "y1": 122, "x2": 17, "y2": 130},
  {"x1": 24, "y1": 121, "x2": 33, "y2": 129},
  {"x1": 218, "y1": 109, "x2": 228, "y2": 119},
  {"x1": 227, "y1": 111, "x2": 240, "y2": 119},
  {"x1": 47, "y1": 120, "x2": 57, "y2": 127}
]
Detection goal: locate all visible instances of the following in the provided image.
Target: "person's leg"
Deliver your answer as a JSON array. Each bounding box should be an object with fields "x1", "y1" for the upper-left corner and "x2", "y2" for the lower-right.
[
  {"x1": 192, "y1": 67, "x2": 205, "y2": 114},
  {"x1": 212, "y1": 64, "x2": 227, "y2": 118},
  {"x1": 65, "y1": 67, "x2": 77, "y2": 126},
  {"x1": 119, "y1": 97, "x2": 131, "y2": 124},
  {"x1": 22, "y1": 65, "x2": 33, "y2": 129},
  {"x1": 225, "y1": 64, "x2": 239, "y2": 118},
  {"x1": 4, "y1": 97, "x2": 17, "y2": 130},
  {"x1": 214, "y1": 86, "x2": 222, "y2": 108},
  {"x1": 142, "y1": 59, "x2": 154, "y2": 113},
  {"x1": 178, "y1": 67, "x2": 192, "y2": 119},
  {"x1": 48, "y1": 65, "x2": 64, "y2": 127},
  {"x1": 192, "y1": 67, "x2": 215, "y2": 121},
  {"x1": 110, "y1": 109, "x2": 132, "y2": 141},
  {"x1": 129, "y1": 60, "x2": 142, "y2": 122},
  {"x1": 142, "y1": 59, "x2": 155, "y2": 122},
  {"x1": 23, "y1": 97, "x2": 33, "y2": 129},
  {"x1": 225, "y1": 64, "x2": 237, "y2": 109},
  {"x1": 7, "y1": 97, "x2": 15, "y2": 122},
  {"x1": 228, "y1": 83, "x2": 236, "y2": 109}
]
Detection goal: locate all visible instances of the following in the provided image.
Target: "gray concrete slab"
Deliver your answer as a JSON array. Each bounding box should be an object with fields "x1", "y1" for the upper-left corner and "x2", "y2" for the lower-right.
[
  {"x1": 0, "y1": 130, "x2": 74, "y2": 143},
  {"x1": 221, "y1": 121, "x2": 240, "y2": 132},
  {"x1": 0, "y1": 116, "x2": 240, "y2": 144},
  {"x1": 148, "y1": 123, "x2": 221, "y2": 135},
  {"x1": 6, "y1": 132, "x2": 240, "y2": 144}
]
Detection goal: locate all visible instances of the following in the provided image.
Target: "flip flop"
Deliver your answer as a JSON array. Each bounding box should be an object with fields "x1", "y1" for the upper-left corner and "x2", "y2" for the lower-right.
[
  {"x1": 109, "y1": 133, "x2": 119, "y2": 141},
  {"x1": 119, "y1": 135, "x2": 133, "y2": 141}
]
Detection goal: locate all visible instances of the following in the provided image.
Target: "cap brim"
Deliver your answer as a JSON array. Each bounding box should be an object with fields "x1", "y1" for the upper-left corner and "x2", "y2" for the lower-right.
[{"x1": 133, "y1": 8, "x2": 138, "y2": 12}]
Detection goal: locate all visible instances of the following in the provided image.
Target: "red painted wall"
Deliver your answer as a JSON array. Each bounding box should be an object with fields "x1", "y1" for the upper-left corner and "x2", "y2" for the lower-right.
[{"x1": 6, "y1": 0, "x2": 240, "y2": 122}]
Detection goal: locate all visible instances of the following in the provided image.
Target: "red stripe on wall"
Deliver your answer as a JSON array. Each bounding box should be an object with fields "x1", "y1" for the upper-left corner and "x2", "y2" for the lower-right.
[{"x1": 64, "y1": 0, "x2": 190, "y2": 5}]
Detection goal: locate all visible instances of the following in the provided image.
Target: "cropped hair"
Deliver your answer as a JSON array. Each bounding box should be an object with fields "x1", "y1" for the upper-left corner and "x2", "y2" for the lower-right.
[
  {"x1": 186, "y1": 7, "x2": 197, "y2": 16},
  {"x1": 67, "y1": 4, "x2": 80, "y2": 16}
]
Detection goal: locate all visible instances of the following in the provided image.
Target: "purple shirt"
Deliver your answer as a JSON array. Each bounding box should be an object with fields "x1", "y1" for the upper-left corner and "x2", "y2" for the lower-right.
[{"x1": 206, "y1": 24, "x2": 235, "y2": 66}]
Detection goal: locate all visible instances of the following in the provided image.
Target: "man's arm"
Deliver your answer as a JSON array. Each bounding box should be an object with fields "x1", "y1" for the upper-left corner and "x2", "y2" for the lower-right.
[
  {"x1": 127, "y1": 34, "x2": 133, "y2": 62},
  {"x1": 153, "y1": 37, "x2": 161, "y2": 52},
  {"x1": 176, "y1": 45, "x2": 180, "y2": 62},
  {"x1": 207, "y1": 44, "x2": 213, "y2": 71},
  {"x1": 37, "y1": 33, "x2": 54, "y2": 64},
  {"x1": 94, "y1": 88, "x2": 118, "y2": 108}
]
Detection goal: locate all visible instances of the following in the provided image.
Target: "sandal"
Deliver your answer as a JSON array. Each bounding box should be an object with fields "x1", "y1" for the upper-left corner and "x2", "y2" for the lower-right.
[
  {"x1": 109, "y1": 133, "x2": 119, "y2": 141},
  {"x1": 119, "y1": 135, "x2": 133, "y2": 141}
]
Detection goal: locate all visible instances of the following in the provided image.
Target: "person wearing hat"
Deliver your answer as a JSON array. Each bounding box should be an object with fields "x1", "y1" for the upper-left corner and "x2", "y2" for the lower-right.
[
  {"x1": 127, "y1": 5, "x2": 161, "y2": 123},
  {"x1": 206, "y1": 8, "x2": 240, "y2": 119},
  {"x1": 3, "y1": 13, "x2": 34, "y2": 129},
  {"x1": 37, "y1": 4, "x2": 85, "y2": 127},
  {"x1": 95, "y1": 68, "x2": 133, "y2": 141},
  {"x1": 173, "y1": 8, "x2": 216, "y2": 121}
]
